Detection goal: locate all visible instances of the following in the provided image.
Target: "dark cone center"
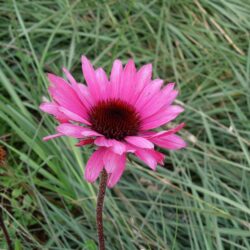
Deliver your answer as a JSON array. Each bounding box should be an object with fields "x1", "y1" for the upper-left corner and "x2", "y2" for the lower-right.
[{"x1": 89, "y1": 99, "x2": 141, "y2": 140}]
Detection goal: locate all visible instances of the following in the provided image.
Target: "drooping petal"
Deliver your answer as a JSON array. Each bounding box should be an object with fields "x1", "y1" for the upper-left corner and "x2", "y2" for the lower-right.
[
  {"x1": 150, "y1": 134, "x2": 187, "y2": 150},
  {"x1": 111, "y1": 140, "x2": 127, "y2": 155},
  {"x1": 125, "y1": 136, "x2": 154, "y2": 149},
  {"x1": 145, "y1": 123, "x2": 186, "y2": 138},
  {"x1": 103, "y1": 150, "x2": 121, "y2": 173},
  {"x1": 141, "y1": 105, "x2": 184, "y2": 130},
  {"x1": 124, "y1": 142, "x2": 137, "y2": 153},
  {"x1": 39, "y1": 102, "x2": 68, "y2": 122},
  {"x1": 94, "y1": 137, "x2": 112, "y2": 147},
  {"x1": 58, "y1": 107, "x2": 91, "y2": 125},
  {"x1": 40, "y1": 102, "x2": 58, "y2": 114},
  {"x1": 84, "y1": 148, "x2": 105, "y2": 183},
  {"x1": 57, "y1": 123, "x2": 100, "y2": 138},
  {"x1": 43, "y1": 133, "x2": 63, "y2": 141},
  {"x1": 135, "y1": 149, "x2": 164, "y2": 170},
  {"x1": 94, "y1": 137, "x2": 127, "y2": 155},
  {"x1": 107, "y1": 153, "x2": 126, "y2": 188}
]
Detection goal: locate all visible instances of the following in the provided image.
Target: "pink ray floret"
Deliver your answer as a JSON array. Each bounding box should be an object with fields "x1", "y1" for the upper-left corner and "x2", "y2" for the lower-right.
[{"x1": 40, "y1": 56, "x2": 186, "y2": 188}]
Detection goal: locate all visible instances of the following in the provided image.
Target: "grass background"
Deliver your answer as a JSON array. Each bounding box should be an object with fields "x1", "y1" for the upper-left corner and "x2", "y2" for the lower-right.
[{"x1": 1, "y1": 0, "x2": 250, "y2": 249}]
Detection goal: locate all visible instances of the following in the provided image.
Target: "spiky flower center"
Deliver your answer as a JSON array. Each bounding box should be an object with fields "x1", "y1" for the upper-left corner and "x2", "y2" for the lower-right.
[{"x1": 89, "y1": 99, "x2": 141, "y2": 140}]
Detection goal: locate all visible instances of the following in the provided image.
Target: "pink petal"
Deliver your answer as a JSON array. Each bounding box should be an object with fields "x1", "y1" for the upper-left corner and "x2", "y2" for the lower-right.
[
  {"x1": 111, "y1": 140, "x2": 127, "y2": 155},
  {"x1": 43, "y1": 133, "x2": 63, "y2": 141},
  {"x1": 47, "y1": 73, "x2": 88, "y2": 118},
  {"x1": 135, "y1": 149, "x2": 164, "y2": 170},
  {"x1": 62, "y1": 67, "x2": 77, "y2": 86},
  {"x1": 94, "y1": 137, "x2": 127, "y2": 155},
  {"x1": 136, "y1": 63, "x2": 152, "y2": 91},
  {"x1": 165, "y1": 90, "x2": 178, "y2": 106},
  {"x1": 139, "y1": 83, "x2": 177, "y2": 119},
  {"x1": 134, "y1": 79, "x2": 163, "y2": 110},
  {"x1": 110, "y1": 59, "x2": 123, "y2": 98},
  {"x1": 57, "y1": 123, "x2": 100, "y2": 138},
  {"x1": 125, "y1": 136, "x2": 154, "y2": 149},
  {"x1": 57, "y1": 123, "x2": 83, "y2": 138},
  {"x1": 81, "y1": 56, "x2": 96, "y2": 86},
  {"x1": 40, "y1": 102, "x2": 58, "y2": 113},
  {"x1": 103, "y1": 150, "x2": 121, "y2": 173},
  {"x1": 95, "y1": 67, "x2": 109, "y2": 100},
  {"x1": 58, "y1": 107, "x2": 91, "y2": 125},
  {"x1": 39, "y1": 102, "x2": 68, "y2": 122},
  {"x1": 119, "y1": 59, "x2": 136, "y2": 101},
  {"x1": 62, "y1": 68, "x2": 92, "y2": 109},
  {"x1": 141, "y1": 105, "x2": 184, "y2": 130},
  {"x1": 107, "y1": 154, "x2": 126, "y2": 188},
  {"x1": 77, "y1": 83, "x2": 94, "y2": 108},
  {"x1": 84, "y1": 148, "x2": 105, "y2": 183},
  {"x1": 150, "y1": 134, "x2": 187, "y2": 150},
  {"x1": 146, "y1": 123, "x2": 186, "y2": 138},
  {"x1": 130, "y1": 63, "x2": 152, "y2": 103},
  {"x1": 81, "y1": 56, "x2": 100, "y2": 102}
]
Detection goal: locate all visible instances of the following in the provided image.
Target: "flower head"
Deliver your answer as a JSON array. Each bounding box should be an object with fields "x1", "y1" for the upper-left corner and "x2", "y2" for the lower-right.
[{"x1": 40, "y1": 56, "x2": 186, "y2": 187}]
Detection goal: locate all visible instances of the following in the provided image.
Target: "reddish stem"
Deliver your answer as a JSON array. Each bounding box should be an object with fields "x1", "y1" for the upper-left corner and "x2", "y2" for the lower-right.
[{"x1": 96, "y1": 169, "x2": 108, "y2": 250}]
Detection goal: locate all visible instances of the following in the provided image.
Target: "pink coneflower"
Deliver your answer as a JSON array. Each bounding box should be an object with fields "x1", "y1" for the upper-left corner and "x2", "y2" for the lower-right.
[
  {"x1": 40, "y1": 56, "x2": 186, "y2": 187},
  {"x1": 40, "y1": 56, "x2": 186, "y2": 249}
]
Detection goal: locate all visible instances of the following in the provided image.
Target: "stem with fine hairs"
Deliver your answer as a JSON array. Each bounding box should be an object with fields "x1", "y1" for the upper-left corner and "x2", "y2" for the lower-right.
[
  {"x1": 0, "y1": 207, "x2": 13, "y2": 250},
  {"x1": 96, "y1": 169, "x2": 108, "y2": 250}
]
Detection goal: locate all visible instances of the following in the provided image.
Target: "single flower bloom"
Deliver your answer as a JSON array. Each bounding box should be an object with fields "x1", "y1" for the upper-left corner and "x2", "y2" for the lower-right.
[{"x1": 40, "y1": 56, "x2": 186, "y2": 188}]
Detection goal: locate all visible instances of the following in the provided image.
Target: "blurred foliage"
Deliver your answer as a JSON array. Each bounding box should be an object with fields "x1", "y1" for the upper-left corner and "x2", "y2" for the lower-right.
[{"x1": 0, "y1": 0, "x2": 250, "y2": 249}]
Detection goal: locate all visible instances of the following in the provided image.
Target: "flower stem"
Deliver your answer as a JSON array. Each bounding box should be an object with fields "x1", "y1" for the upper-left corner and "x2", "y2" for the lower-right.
[
  {"x1": 96, "y1": 169, "x2": 108, "y2": 250},
  {"x1": 0, "y1": 208, "x2": 13, "y2": 250}
]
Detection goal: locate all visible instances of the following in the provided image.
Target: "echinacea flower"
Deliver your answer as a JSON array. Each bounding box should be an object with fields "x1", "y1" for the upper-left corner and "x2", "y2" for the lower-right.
[{"x1": 40, "y1": 56, "x2": 186, "y2": 188}]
